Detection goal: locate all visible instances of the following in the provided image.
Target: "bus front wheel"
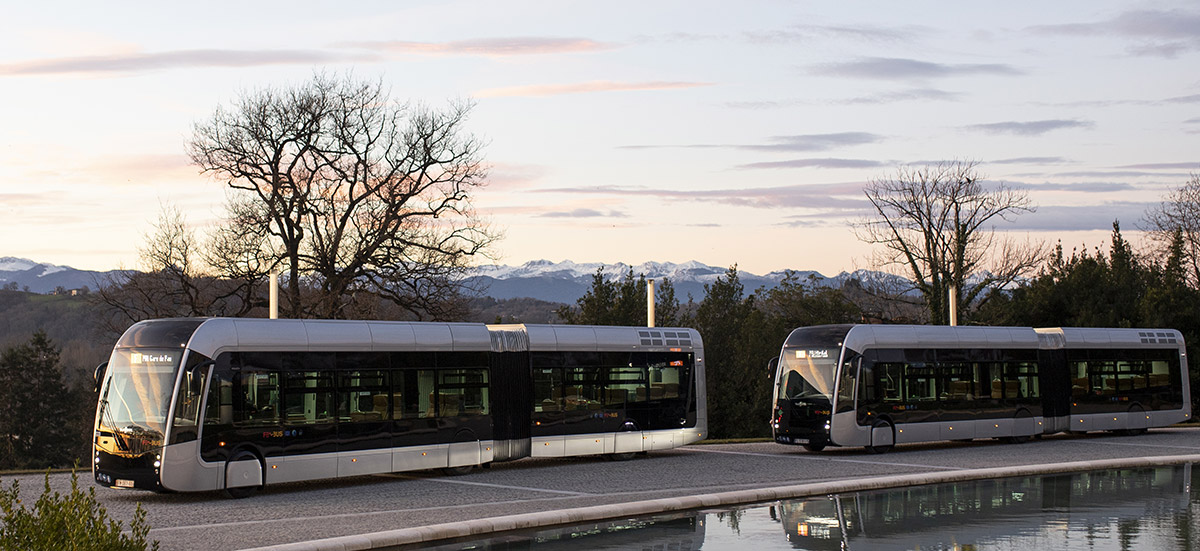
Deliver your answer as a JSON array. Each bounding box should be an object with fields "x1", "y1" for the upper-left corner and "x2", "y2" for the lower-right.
[
  {"x1": 802, "y1": 443, "x2": 826, "y2": 452},
  {"x1": 865, "y1": 420, "x2": 894, "y2": 454},
  {"x1": 223, "y1": 450, "x2": 263, "y2": 499}
]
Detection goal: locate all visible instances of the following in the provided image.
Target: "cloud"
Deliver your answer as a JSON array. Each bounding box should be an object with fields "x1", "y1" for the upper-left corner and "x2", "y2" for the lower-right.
[
  {"x1": 621, "y1": 132, "x2": 884, "y2": 152},
  {"x1": 475, "y1": 80, "x2": 712, "y2": 98},
  {"x1": 1018, "y1": 182, "x2": 1137, "y2": 193},
  {"x1": 743, "y1": 24, "x2": 920, "y2": 45},
  {"x1": 1166, "y1": 94, "x2": 1200, "y2": 103},
  {"x1": 1054, "y1": 170, "x2": 1191, "y2": 178},
  {"x1": 0, "y1": 49, "x2": 375, "y2": 76},
  {"x1": 537, "y1": 208, "x2": 628, "y2": 219},
  {"x1": 723, "y1": 99, "x2": 803, "y2": 110},
  {"x1": 1116, "y1": 162, "x2": 1200, "y2": 170},
  {"x1": 1031, "y1": 9, "x2": 1200, "y2": 57},
  {"x1": 841, "y1": 88, "x2": 964, "y2": 104},
  {"x1": 482, "y1": 163, "x2": 549, "y2": 192},
  {"x1": 737, "y1": 158, "x2": 887, "y2": 170},
  {"x1": 341, "y1": 37, "x2": 616, "y2": 57},
  {"x1": 747, "y1": 133, "x2": 884, "y2": 152},
  {"x1": 535, "y1": 181, "x2": 871, "y2": 211},
  {"x1": 966, "y1": 119, "x2": 1093, "y2": 136},
  {"x1": 987, "y1": 157, "x2": 1072, "y2": 165},
  {"x1": 1009, "y1": 202, "x2": 1155, "y2": 231},
  {"x1": 811, "y1": 57, "x2": 1023, "y2": 80}
]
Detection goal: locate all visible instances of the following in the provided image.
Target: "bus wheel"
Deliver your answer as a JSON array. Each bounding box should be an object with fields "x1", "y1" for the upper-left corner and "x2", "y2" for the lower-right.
[
  {"x1": 223, "y1": 451, "x2": 262, "y2": 499},
  {"x1": 605, "y1": 420, "x2": 640, "y2": 461},
  {"x1": 1004, "y1": 434, "x2": 1029, "y2": 444},
  {"x1": 802, "y1": 443, "x2": 826, "y2": 452},
  {"x1": 442, "y1": 465, "x2": 474, "y2": 476},
  {"x1": 865, "y1": 420, "x2": 894, "y2": 454}
]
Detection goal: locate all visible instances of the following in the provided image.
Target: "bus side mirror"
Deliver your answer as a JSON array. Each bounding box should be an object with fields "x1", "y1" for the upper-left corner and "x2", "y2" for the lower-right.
[
  {"x1": 767, "y1": 357, "x2": 779, "y2": 379},
  {"x1": 93, "y1": 362, "x2": 108, "y2": 393}
]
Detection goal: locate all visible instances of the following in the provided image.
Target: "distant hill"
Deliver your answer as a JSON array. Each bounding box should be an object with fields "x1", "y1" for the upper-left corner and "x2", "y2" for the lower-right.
[{"x1": 0, "y1": 257, "x2": 124, "y2": 294}]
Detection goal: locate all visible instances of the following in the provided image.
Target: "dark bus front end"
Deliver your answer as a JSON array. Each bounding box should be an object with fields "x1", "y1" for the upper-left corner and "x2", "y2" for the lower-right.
[
  {"x1": 772, "y1": 325, "x2": 853, "y2": 450},
  {"x1": 773, "y1": 395, "x2": 833, "y2": 447},
  {"x1": 94, "y1": 319, "x2": 207, "y2": 492},
  {"x1": 94, "y1": 430, "x2": 167, "y2": 491}
]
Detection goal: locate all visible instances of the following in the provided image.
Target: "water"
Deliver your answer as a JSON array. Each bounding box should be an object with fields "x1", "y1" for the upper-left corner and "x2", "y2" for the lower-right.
[{"x1": 422, "y1": 464, "x2": 1199, "y2": 550}]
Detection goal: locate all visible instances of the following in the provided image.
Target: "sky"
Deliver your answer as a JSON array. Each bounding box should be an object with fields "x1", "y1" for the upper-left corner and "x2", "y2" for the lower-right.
[{"x1": 2, "y1": 1, "x2": 1198, "y2": 277}]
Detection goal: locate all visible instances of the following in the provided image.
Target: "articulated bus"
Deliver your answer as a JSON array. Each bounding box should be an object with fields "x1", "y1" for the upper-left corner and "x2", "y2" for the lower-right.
[
  {"x1": 93, "y1": 318, "x2": 705, "y2": 497},
  {"x1": 772, "y1": 324, "x2": 1190, "y2": 453}
]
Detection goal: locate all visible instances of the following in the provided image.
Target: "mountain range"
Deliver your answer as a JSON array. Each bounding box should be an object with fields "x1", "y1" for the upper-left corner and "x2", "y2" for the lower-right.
[
  {"x1": 0, "y1": 256, "x2": 909, "y2": 303},
  {"x1": 0, "y1": 257, "x2": 124, "y2": 294},
  {"x1": 467, "y1": 260, "x2": 909, "y2": 303}
]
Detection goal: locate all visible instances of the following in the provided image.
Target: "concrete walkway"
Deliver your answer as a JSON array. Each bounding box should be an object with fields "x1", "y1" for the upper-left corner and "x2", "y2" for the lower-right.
[{"x1": 243, "y1": 447, "x2": 1200, "y2": 550}]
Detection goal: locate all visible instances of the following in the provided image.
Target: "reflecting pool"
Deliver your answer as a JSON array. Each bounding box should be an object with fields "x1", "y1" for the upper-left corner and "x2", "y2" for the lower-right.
[{"x1": 421, "y1": 464, "x2": 1198, "y2": 550}]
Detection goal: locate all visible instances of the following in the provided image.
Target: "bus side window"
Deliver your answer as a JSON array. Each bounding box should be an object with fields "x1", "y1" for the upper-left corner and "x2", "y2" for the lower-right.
[
  {"x1": 858, "y1": 361, "x2": 877, "y2": 406},
  {"x1": 204, "y1": 355, "x2": 234, "y2": 427},
  {"x1": 836, "y1": 355, "x2": 858, "y2": 413}
]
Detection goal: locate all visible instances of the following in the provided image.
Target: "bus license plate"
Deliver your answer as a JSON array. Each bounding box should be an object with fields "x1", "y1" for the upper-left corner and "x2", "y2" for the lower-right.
[
  {"x1": 793, "y1": 438, "x2": 809, "y2": 444},
  {"x1": 116, "y1": 479, "x2": 134, "y2": 488}
]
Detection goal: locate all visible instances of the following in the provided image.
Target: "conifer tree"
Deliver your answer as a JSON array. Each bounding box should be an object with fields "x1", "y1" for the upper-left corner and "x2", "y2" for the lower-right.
[{"x1": 0, "y1": 332, "x2": 79, "y2": 469}]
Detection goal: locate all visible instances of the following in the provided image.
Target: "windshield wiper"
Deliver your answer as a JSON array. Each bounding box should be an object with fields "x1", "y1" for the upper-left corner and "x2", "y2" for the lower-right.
[{"x1": 97, "y1": 399, "x2": 130, "y2": 452}]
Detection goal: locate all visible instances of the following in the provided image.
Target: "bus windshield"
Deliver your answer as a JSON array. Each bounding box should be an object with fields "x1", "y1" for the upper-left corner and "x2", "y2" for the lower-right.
[
  {"x1": 778, "y1": 347, "x2": 840, "y2": 401},
  {"x1": 96, "y1": 348, "x2": 183, "y2": 451}
]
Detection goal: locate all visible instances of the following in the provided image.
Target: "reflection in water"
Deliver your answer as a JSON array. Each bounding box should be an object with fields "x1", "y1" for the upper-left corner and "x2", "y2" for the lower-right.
[{"x1": 423, "y1": 464, "x2": 1198, "y2": 550}]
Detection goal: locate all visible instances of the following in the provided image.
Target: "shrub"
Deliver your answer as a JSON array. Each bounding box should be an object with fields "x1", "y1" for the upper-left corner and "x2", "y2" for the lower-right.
[{"x1": 0, "y1": 470, "x2": 158, "y2": 551}]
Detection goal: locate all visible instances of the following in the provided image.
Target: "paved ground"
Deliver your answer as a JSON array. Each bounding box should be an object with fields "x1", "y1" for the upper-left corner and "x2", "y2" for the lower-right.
[{"x1": 6, "y1": 427, "x2": 1200, "y2": 550}]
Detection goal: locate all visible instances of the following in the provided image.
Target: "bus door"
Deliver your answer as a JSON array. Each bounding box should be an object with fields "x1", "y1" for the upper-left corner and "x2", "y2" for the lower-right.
[
  {"x1": 334, "y1": 352, "x2": 392, "y2": 460},
  {"x1": 277, "y1": 354, "x2": 337, "y2": 476}
]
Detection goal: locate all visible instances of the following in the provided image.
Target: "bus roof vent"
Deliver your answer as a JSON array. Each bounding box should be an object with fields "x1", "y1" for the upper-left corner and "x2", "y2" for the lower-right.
[
  {"x1": 638, "y1": 330, "x2": 664, "y2": 346},
  {"x1": 661, "y1": 330, "x2": 692, "y2": 347},
  {"x1": 1138, "y1": 331, "x2": 1178, "y2": 344}
]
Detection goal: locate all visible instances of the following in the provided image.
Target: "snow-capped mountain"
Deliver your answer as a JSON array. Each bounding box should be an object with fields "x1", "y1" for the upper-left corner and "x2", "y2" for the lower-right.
[
  {"x1": 1, "y1": 256, "x2": 912, "y2": 303},
  {"x1": 0, "y1": 257, "x2": 122, "y2": 293},
  {"x1": 466, "y1": 260, "x2": 908, "y2": 303}
]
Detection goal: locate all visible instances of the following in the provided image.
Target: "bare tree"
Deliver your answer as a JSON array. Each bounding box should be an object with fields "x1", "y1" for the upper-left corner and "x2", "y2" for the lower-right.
[
  {"x1": 187, "y1": 73, "x2": 498, "y2": 319},
  {"x1": 1144, "y1": 172, "x2": 1200, "y2": 286},
  {"x1": 94, "y1": 205, "x2": 266, "y2": 335},
  {"x1": 854, "y1": 160, "x2": 1045, "y2": 325}
]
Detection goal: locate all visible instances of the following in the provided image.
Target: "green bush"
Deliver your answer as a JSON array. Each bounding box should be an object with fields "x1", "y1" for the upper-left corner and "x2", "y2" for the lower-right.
[{"x1": 0, "y1": 471, "x2": 158, "y2": 551}]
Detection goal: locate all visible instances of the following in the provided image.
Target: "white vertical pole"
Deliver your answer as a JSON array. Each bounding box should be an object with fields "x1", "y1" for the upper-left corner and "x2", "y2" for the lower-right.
[
  {"x1": 269, "y1": 273, "x2": 279, "y2": 320},
  {"x1": 948, "y1": 286, "x2": 958, "y2": 326},
  {"x1": 647, "y1": 278, "x2": 656, "y2": 328}
]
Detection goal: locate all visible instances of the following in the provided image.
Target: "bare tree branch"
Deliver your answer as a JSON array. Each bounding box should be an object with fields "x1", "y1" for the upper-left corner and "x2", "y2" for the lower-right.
[{"x1": 853, "y1": 160, "x2": 1046, "y2": 324}]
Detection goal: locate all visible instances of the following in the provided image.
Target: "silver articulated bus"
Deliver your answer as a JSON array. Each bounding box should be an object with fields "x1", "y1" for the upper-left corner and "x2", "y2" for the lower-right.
[
  {"x1": 772, "y1": 324, "x2": 1190, "y2": 453},
  {"x1": 93, "y1": 318, "x2": 706, "y2": 496}
]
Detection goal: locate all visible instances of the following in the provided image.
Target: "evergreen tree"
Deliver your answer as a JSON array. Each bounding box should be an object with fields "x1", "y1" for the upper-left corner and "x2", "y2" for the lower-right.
[
  {"x1": 0, "y1": 331, "x2": 80, "y2": 469},
  {"x1": 556, "y1": 267, "x2": 680, "y2": 327},
  {"x1": 692, "y1": 267, "x2": 765, "y2": 438},
  {"x1": 653, "y1": 277, "x2": 683, "y2": 328},
  {"x1": 977, "y1": 221, "x2": 1200, "y2": 412}
]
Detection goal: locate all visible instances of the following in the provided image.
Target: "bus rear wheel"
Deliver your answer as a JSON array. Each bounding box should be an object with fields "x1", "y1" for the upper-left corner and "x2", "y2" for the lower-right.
[{"x1": 605, "y1": 420, "x2": 640, "y2": 461}]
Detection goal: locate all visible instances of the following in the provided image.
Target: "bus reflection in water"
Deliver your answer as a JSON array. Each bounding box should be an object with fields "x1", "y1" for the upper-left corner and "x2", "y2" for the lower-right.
[
  {"x1": 777, "y1": 464, "x2": 1193, "y2": 550},
  {"x1": 772, "y1": 324, "x2": 1191, "y2": 453},
  {"x1": 92, "y1": 318, "x2": 706, "y2": 497}
]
